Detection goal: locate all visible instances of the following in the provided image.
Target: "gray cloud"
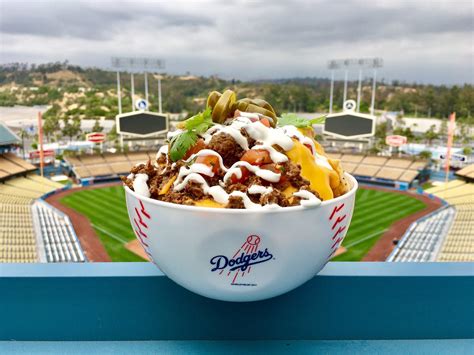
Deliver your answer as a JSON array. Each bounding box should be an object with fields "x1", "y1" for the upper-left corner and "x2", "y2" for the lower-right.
[
  {"x1": 0, "y1": 0, "x2": 472, "y2": 84},
  {"x1": 0, "y1": 1, "x2": 213, "y2": 39}
]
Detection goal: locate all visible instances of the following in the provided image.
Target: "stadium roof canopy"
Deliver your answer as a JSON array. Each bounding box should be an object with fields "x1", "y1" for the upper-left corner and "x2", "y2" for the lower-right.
[{"x1": 0, "y1": 123, "x2": 20, "y2": 146}]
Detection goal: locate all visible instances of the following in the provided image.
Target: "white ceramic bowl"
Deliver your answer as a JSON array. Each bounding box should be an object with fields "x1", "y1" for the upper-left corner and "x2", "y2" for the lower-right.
[{"x1": 125, "y1": 173, "x2": 358, "y2": 302}]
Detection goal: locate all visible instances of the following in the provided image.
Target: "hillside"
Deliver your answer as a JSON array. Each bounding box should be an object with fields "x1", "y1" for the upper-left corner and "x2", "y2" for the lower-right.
[{"x1": 0, "y1": 62, "x2": 473, "y2": 126}]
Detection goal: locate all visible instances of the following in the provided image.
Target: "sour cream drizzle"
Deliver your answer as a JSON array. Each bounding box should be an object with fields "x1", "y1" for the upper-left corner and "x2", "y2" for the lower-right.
[
  {"x1": 174, "y1": 163, "x2": 214, "y2": 188},
  {"x1": 133, "y1": 174, "x2": 150, "y2": 198},
  {"x1": 293, "y1": 190, "x2": 321, "y2": 207},
  {"x1": 223, "y1": 161, "x2": 281, "y2": 183},
  {"x1": 248, "y1": 185, "x2": 273, "y2": 195}
]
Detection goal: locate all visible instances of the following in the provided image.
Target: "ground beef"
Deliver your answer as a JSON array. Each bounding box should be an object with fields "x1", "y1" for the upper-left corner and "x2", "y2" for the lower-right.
[
  {"x1": 226, "y1": 183, "x2": 247, "y2": 193},
  {"x1": 157, "y1": 154, "x2": 167, "y2": 165},
  {"x1": 130, "y1": 161, "x2": 154, "y2": 175},
  {"x1": 207, "y1": 133, "x2": 244, "y2": 167},
  {"x1": 159, "y1": 192, "x2": 195, "y2": 206},
  {"x1": 281, "y1": 161, "x2": 310, "y2": 189},
  {"x1": 259, "y1": 189, "x2": 290, "y2": 207},
  {"x1": 148, "y1": 174, "x2": 164, "y2": 198},
  {"x1": 184, "y1": 180, "x2": 206, "y2": 200},
  {"x1": 226, "y1": 196, "x2": 245, "y2": 209},
  {"x1": 120, "y1": 176, "x2": 133, "y2": 190}
]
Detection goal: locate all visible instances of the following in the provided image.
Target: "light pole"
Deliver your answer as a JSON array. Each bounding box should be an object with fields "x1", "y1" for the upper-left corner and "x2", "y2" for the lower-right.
[
  {"x1": 116, "y1": 71, "x2": 122, "y2": 114},
  {"x1": 370, "y1": 68, "x2": 377, "y2": 115},
  {"x1": 356, "y1": 68, "x2": 362, "y2": 112},
  {"x1": 327, "y1": 57, "x2": 383, "y2": 115},
  {"x1": 328, "y1": 60, "x2": 339, "y2": 114},
  {"x1": 157, "y1": 75, "x2": 163, "y2": 113},
  {"x1": 144, "y1": 71, "x2": 149, "y2": 108},
  {"x1": 130, "y1": 72, "x2": 135, "y2": 112},
  {"x1": 111, "y1": 57, "x2": 165, "y2": 113},
  {"x1": 343, "y1": 69, "x2": 348, "y2": 104}
]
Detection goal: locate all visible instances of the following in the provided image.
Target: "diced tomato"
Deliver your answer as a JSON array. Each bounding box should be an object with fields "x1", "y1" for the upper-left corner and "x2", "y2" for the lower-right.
[
  {"x1": 304, "y1": 143, "x2": 313, "y2": 154},
  {"x1": 183, "y1": 139, "x2": 206, "y2": 160},
  {"x1": 259, "y1": 117, "x2": 271, "y2": 127},
  {"x1": 196, "y1": 155, "x2": 220, "y2": 175},
  {"x1": 261, "y1": 163, "x2": 287, "y2": 184},
  {"x1": 241, "y1": 149, "x2": 272, "y2": 166},
  {"x1": 229, "y1": 167, "x2": 249, "y2": 184}
]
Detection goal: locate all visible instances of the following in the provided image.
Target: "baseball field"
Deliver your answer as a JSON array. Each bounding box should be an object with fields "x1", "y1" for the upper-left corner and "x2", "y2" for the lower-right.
[{"x1": 60, "y1": 185, "x2": 426, "y2": 262}]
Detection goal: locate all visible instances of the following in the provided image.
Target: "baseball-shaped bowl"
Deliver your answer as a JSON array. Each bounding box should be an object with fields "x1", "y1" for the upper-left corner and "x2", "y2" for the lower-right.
[{"x1": 125, "y1": 173, "x2": 357, "y2": 302}]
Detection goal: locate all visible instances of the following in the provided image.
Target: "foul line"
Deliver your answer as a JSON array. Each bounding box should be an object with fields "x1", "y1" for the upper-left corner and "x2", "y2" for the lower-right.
[
  {"x1": 344, "y1": 229, "x2": 388, "y2": 249},
  {"x1": 91, "y1": 223, "x2": 129, "y2": 244}
]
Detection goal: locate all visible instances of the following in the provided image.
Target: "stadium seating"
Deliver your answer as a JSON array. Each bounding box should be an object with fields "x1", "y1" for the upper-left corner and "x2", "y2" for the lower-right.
[
  {"x1": 376, "y1": 167, "x2": 404, "y2": 181},
  {"x1": 65, "y1": 152, "x2": 155, "y2": 179},
  {"x1": 0, "y1": 153, "x2": 36, "y2": 181},
  {"x1": 353, "y1": 164, "x2": 380, "y2": 177},
  {"x1": 0, "y1": 175, "x2": 69, "y2": 263},
  {"x1": 337, "y1": 154, "x2": 427, "y2": 185},
  {"x1": 455, "y1": 163, "x2": 474, "y2": 180},
  {"x1": 33, "y1": 201, "x2": 86, "y2": 263},
  {"x1": 385, "y1": 159, "x2": 413, "y2": 169},
  {"x1": 387, "y1": 206, "x2": 456, "y2": 262},
  {"x1": 361, "y1": 156, "x2": 388, "y2": 166},
  {"x1": 341, "y1": 154, "x2": 364, "y2": 163},
  {"x1": 425, "y1": 181, "x2": 473, "y2": 262},
  {"x1": 399, "y1": 171, "x2": 420, "y2": 183},
  {"x1": 388, "y1": 178, "x2": 473, "y2": 262}
]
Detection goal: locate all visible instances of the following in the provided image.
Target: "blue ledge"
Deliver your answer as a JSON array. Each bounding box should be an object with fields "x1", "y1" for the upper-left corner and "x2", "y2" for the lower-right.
[
  {"x1": 1, "y1": 340, "x2": 473, "y2": 355},
  {"x1": 0, "y1": 262, "x2": 473, "y2": 342}
]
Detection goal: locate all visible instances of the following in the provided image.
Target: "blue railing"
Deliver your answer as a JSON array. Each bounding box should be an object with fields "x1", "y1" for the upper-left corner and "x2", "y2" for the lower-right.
[{"x1": 0, "y1": 262, "x2": 472, "y2": 343}]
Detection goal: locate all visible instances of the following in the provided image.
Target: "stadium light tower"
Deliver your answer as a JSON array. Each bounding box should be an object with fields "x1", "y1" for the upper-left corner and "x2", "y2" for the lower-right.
[
  {"x1": 111, "y1": 57, "x2": 165, "y2": 113},
  {"x1": 327, "y1": 57, "x2": 383, "y2": 114},
  {"x1": 328, "y1": 60, "x2": 340, "y2": 114}
]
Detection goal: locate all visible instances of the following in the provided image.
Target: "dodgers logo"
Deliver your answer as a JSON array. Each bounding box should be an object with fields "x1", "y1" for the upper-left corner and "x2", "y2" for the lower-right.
[{"x1": 209, "y1": 235, "x2": 274, "y2": 285}]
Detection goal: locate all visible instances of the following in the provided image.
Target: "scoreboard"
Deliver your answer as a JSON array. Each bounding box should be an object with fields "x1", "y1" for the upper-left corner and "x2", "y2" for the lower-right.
[
  {"x1": 116, "y1": 111, "x2": 169, "y2": 137},
  {"x1": 323, "y1": 100, "x2": 375, "y2": 139}
]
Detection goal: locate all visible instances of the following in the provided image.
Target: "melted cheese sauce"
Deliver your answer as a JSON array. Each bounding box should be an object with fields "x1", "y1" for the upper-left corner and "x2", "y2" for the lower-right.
[{"x1": 286, "y1": 140, "x2": 340, "y2": 200}]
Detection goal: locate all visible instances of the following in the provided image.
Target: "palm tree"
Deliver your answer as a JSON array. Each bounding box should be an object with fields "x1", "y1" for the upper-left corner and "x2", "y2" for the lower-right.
[{"x1": 18, "y1": 128, "x2": 29, "y2": 159}]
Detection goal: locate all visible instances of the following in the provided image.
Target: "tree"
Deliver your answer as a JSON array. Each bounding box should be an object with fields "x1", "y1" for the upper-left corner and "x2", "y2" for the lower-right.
[
  {"x1": 42, "y1": 116, "x2": 60, "y2": 142},
  {"x1": 418, "y1": 150, "x2": 432, "y2": 160},
  {"x1": 18, "y1": 128, "x2": 29, "y2": 159},
  {"x1": 424, "y1": 124, "x2": 439, "y2": 146},
  {"x1": 439, "y1": 119, "x2": 448, "y2": 140},
  {"x1": 62, "y1": 117, "x2": 81, "y2": 142},
  {"x1": 462, "y1": 146, "x2": 472, "y2": 156},
  {"x1": 92, "y1": 119, "x2": 103, "y2": 132}
]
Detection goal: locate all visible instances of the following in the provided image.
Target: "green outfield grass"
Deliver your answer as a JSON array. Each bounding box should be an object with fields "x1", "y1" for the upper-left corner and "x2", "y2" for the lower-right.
[
  {"x1": 60, "y1": 186, "x2": 144, "y2": 262},
  {"x1": 61, "y1": 185, "x2": 426, "y2": 262},
  {"x1": 332, "y1": 188, "x2": 426, "y2": 261}
]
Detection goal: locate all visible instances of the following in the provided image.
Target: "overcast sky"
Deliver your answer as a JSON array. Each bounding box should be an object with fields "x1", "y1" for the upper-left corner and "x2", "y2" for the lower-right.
[{"x1": 0, "y1": 0, "x2": 473, "y2": 84}]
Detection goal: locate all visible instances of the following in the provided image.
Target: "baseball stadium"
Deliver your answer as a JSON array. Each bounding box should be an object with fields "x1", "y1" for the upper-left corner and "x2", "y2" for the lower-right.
[
  {"x1": 1, "y1": 92, "x2": 472, "y2": 265},
  {"x1": 2, "y1": 1, "x2": 474, "y2": 351}
]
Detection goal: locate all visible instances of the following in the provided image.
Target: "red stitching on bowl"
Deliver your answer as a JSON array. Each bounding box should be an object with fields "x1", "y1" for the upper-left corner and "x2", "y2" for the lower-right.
[
  {"x1": 331, "y1": 214, "x2": 347, "y2": 230},
  {"x1": 139, "y1": 200, "x2": 151, "y2": 219},
  {"x1": 332, "y1": 226, "x2": 346, "y2": 240},
  {"x1": 329, "y1": 203, "x2": 345, "y2": 220}
]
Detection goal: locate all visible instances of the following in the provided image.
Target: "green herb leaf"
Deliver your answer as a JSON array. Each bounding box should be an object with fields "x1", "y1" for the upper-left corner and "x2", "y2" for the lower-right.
[
  {"x1": 184, "y1": 107, "x2": 213, "y2": 133},
  {"x1": 169, "y1": 107, "x2": 214, "y2": 162},
  {"x1": 277, "y1": 113, "x2": 326, "y2": 128},
  {"x1": 169, "y1": 131, "x2": 198, "y2": 161}
]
